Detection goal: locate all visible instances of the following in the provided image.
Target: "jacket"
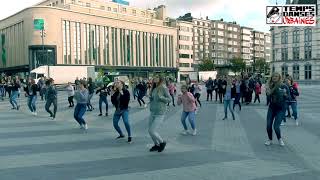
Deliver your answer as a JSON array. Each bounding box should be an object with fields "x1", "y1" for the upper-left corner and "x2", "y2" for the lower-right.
[
  {"x1": 177, "y1": 92, "x2": 196, "y2": 112},
  {"x1": 25, "y1": 84, "x2": 38, "y2": 96},
  {"x1": 74, "y1": 89, "x2": 89, "y2": 104},
  {"x1": 149, "y1": 85, "x2": 171, "y2": 115},
  {"x1": 46, "y1": 85, "x2": 57, "y2": 100},
  {"x1": 111, "y1": 89, "x2": 130, "y2": 111}
]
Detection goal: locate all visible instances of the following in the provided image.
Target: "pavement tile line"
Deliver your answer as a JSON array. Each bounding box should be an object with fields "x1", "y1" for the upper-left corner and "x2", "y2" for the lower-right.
[{"x1": 78, "y1": 159, "x2": 308, "y2": 180}]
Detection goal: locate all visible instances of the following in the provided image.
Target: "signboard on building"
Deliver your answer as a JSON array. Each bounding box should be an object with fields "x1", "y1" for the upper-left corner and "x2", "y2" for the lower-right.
[
  {"x1": 266, "y1": 5, "x2": 316, "y2": 26},
  {"x1": 112, "y1": 0, "x2": 129, "y2": 6},
  {"x1": 1, "y1": 34, "x2": 6, "y2": 66},
  {"x1": 34, "y1": 19, "x2": 45, "y2": 30}
]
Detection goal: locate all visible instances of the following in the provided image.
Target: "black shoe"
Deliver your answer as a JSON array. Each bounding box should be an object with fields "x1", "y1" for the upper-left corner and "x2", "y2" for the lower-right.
[
  {"x1": 50, "y1": 114, "x2": 53, "y2": 117},
  {"x1": 149, "y1": 145, "x2": 160, "y2": 152},
  {"x1": 128, "y1": 137, "x2": 132, "y2": 143},
  {"x1": 222, "y1": 117, "x2": 227, "y2": 120},
  {"x1": 116, "y1": 135, "x2": 125, "y2": 139},
  {"x1": 11, "y1": 107, "x2": 16, "y2": 110},
  {"x1": 158, "y1": 141, "x2": 167, "y2": 152},
  {"x1": 98, "y1": 114, "x2": 102, "y2": 116},
  {"x1": 16, "y1": 105, "x2": 20, "y2": 110},
  {"x1": 105, "y1": 113, "x2": 108, "y2": 116}
]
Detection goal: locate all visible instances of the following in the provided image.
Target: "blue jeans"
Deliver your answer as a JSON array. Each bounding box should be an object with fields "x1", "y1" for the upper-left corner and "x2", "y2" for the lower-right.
[
  {"x1": 0, "y1": 87, "x2": 5, "y2": 100},
  {"x1": 266, "y1": 107, "x2": 284, "y2": 140},
  {"x1": 181, "y1": 111, "x2": 196, "y2": 130},
  {"x1": 74, "y1": 104, "x2": 87, "y2": 125},
  {"x1": 27, "y1": 95, "x2": 37, "y2": 112},
  {"x1": 99, "y1": 96, "x2": 108, "y2": 114},
  {"x1": 290, "y1": 102, "x2": 298, "y2": 120},
  {"x1": 10, "y1": 90, "x2": 19, "y2": 108},
  {"x1": 224, "y1": 99, "x2": 235, "y2": 119},
  {"x1": 113, "y1": 109, "x2": 131, "y2": 137}
]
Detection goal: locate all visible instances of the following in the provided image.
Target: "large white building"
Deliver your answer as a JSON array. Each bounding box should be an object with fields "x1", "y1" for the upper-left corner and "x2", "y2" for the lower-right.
[{"x1": 270, "y1": 0, "x2": 320, "y2": 81}]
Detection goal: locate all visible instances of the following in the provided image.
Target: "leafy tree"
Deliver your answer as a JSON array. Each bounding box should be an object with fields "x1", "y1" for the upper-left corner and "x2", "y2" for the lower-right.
[
  {"x1": 253, "y1": 58, "x2": 270, "y2": 74},
  {"x1": 198, "y1": 59, "x2": 215, "y2": 71},
  {"x1": 230, "y1": 57, "x2": 246, "y2": 75}
]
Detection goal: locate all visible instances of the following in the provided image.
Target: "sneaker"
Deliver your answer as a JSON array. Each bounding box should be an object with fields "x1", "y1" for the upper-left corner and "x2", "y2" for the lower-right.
[
  {"x1": 158, "y1": 141, "x2": 167, "y2": 152},
  {"x1": 144, "y1": 104, "x2": 147, "y2": 108},
  {"x1": 191, "y1": 129, "x2": 197, "y2": 136},
  {"x1": 280, "y1": 122, "x2": 285, "y2": 126},
  {"x1": 181, "y1": 130, "x2": 188, "y2": 135},
  {"x1": 222, "y1": 117, "x2": 227, "y2": 120},
  {"x1": 83, "y1": 124, "x2": 88, "y2": 130},
  {"x1": 279, "y1": 139, "x2": 285, "y2": 146},
  {"x1": 116, "y1": 135, "x2": 125, "y2": 139},
  {"x1": 98, "y1": 114, "x2": 102, "y2": 116},
  {"x1": 79, "y1": 124, "x2": 84, "y2": 129},
  {"x1": 16, "y1": 105, "x2": 20, "y2": 110},
  {"x1": 52, "y1": 117, "x2": 56, "y2": 121},
  {"x1": 11, "y1": 107, "x2": 16, "y2": 110},
  {"x1": 128, "y1": 137, "x2": 132, "y2": 143},
  {"x1": 149, "y1": 145, "x2": 160, "y2": 152},
  {"x1": 33, "y1": 112, "x2": 37, "y2": 116},
  {"x1": 105, "y1": 113, "x2": 109, "y2": 116},
  {"x1": 295, "y1": 120, "x2": 299, "y2": 126},
  {"x1": 264, "y1": 140, "x2": 272, "y2": 146}
]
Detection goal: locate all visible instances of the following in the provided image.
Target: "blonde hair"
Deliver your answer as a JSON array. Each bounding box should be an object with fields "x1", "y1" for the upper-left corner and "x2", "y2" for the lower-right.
[{"x1": 181, "y1": 84, "x2": 188, "y2": 90}]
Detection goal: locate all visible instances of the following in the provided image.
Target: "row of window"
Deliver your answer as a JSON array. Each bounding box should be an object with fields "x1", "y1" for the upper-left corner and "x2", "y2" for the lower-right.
[
  {"x1": 279, "y1": 64, "x2": 312, "y2": 80},
  {"x1": 278, "y1": 46, "x2": 312, "y2": 61},
  {"x1": 279, "y1": 28, "x2": 312, "y2": 44},
  {"x1": 179, "y1": 45, "x2": 191, "y2": 50},
  {"x1": 178, "y1": 35, "x2": 191, "y2": 41},
  {"x1": 62, "y1": 21, "x2": 175, "y2": 67}
]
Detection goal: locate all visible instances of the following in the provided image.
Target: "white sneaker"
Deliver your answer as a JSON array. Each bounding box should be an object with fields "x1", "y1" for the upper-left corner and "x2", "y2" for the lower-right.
[
  {"x1": 79, "y1": 124, "x2": 84, "y2": 129},
  {"x1": 191, "y1": 129, "x2": 197, "y2": 136},
  {"x1": 264, "y1": 140, "x2": 272, "y2": 146},
  {"x1": 280, "y1": 122, "x2": 285, "y2": 126},
  {"x1": 181, "y1": 130, "x2": 188, "y2": 135},
  {"x1": 144, "y1": 104, "x2": 147, "y2": 108},
  {"x1": 279, "y1": 139, "x2": 285, "y2": 146},
  {"x1": 295, "y1": 120, "x2": 299, "y2": 126},
  {"x1": 33, "y1": 112, "x2": 37, "y2": 116},
  {"x1": 83, "y1": 124, "x2": 88, "y2": 130}
]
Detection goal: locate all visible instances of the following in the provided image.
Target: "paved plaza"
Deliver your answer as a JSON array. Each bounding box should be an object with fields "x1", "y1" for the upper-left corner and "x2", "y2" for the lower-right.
[{"x1": 0, "y1": 85, "x2": 320, "y2": 180}]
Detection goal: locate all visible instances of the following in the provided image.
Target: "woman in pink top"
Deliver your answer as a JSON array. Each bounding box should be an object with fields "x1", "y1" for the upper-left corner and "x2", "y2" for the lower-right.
[{"x1": 177, "y1": 84, "x2": 197, "y2": 136}]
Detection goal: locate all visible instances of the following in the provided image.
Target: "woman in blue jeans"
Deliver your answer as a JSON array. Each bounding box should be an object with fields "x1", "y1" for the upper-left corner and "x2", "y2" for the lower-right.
[
  {"x1": 111, "y1": 81, "x2": 131, "y2": 143},
  {"x1": 96, "y1": 84, "x2": 110, "y2": 116},
  {"x1": 265, "y1": 72, "x2": 289, "y2": 146},
  {"x1": 9, "y1": 79, "x2": 21, "y2": 110},
  {"x1": 25, "y1": 79, "x2": 38, "y2": 116},
  {"x1": 74, "y1": 80, "x2": 89, "y2": 130},
  {"x1": 222, "y1": 78, "x2": 236, "y2": 120}
]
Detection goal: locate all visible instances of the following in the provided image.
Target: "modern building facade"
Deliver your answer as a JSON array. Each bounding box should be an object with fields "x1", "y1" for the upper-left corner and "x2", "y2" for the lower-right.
[
  {"x1": 270, "y1": 0, "x2": 320, "y2": 81},
  {"x1": 0, "y1": 0, "x2": 178, "y2": 78},
  {"x1": 240, "y1": 26, "x2": 254, "y2": 65},
  {"x1": 170, "y1": 19, "x2": 195, "y2": 81}
]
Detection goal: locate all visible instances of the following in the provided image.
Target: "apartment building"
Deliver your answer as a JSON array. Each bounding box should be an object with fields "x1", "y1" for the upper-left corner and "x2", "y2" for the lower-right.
[{"x1": 0, "y1": 0, "x2": 178, "y2": 78}]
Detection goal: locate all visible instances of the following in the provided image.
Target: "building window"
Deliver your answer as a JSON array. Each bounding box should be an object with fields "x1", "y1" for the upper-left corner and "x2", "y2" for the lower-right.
[
  {"x1": 292, "y1": 29, "x2": 300, "y2": 43},
  {"x1": 281, "y1": 48, "x2": 288, "y2": 61},
  {"x1": 281, "y1": 64, "x2": 288, "y2": 77},
  {"x1": 103, "y1": 26, "x2": 109, "y2": 65},
  {"x1": 86, "y1": 3, "x2": 91, "y2": 7},
  {"x1": 100, "y1": 6, "x2": 105, "y2": 10},
  {"x1": 122, "y1": 8, "x2": 127, "y2": 13},
  {"x1": 132, "y1": 10, "x2": 136, "y2": 15},
  {"x1": 62, "y1": 20, "x2": 71, "y2": 64},
  {"x1": 304, "y1": 28, "x2": 312, "y2": 42},
  {"x1": 281, "y1": 31, "x2": 288, "y2": 44},
  {"x1": 179, "y1": 63, "x2": 190, "y2": 67},
  {"x1": 304, "y1": 45, "x2": 312, "y2": 59},
  {"x1": 73, "y1": 22, "x2": 81, "y2": 64},
  {"x1": 292, "y1": 64, "x2": 299, "y2": 80},
  {"x1": 292, "y1": 47, "x2": 299, "y2": 60},
  {"x1": 113, "y1": 8, "x2": 118, "y2": 12},
  {"x1": 304, "y1": 64, "x2": 312, "y2": 80},
  {"x1": 107, "y1": 7, "x2": 111, "y2": 11},
  {"x1": 179, "y1": 54, "x2": 190, "y2": 59}
]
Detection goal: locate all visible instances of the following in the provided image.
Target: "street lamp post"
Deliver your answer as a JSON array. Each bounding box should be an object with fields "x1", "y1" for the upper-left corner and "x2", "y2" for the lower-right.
[{"x1": 40, "y1": 29, "x2": 49, "y2": 78}]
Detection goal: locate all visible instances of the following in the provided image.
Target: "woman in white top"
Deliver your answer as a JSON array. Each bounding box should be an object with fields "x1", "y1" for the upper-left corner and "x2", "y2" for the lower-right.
[{"x1": 66, "y1": 82, "x2": 75, "y2": 107}]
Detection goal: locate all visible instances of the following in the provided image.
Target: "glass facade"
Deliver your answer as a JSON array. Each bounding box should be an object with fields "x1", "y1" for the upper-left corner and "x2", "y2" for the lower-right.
[{"x1": 62, "y1": 21, "x2": 175, "y2": 68}]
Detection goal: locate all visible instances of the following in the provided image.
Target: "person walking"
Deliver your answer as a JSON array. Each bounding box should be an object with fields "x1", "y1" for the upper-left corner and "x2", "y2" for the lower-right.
[
  {"x1": 148, "y1": 76, "x2": 171, "y2": 152},
  {"x1": 37, "y1": 77, "x2": 45, "y2": 101},
  {"x1": 87, "y1": 77, "x2": 95, "y2": 111},
  {"x1": 25, "y1": 79, "x2": 38, "y2": 115},
  {"x1": 265, "y1": 72, "x2": 289, "y2": 146},
  {"x1": 254, "y1": 81, "x2": 262, "y2": 103},
  {"x1": 0, "y1": 79, "x2": 5, "y2": 101},
  {"x1": 167, "y1": 80, "x2": 176, "y2": 106},
  {"x1": 193, "y1": 82, "x2": 202, "y2": 107},
  {"x1": 136, "y1": 80, "x2": 147, "y2": 108},
  {"x1": 45, "y1": 79, "x2": 58, "y2": 120},
  {"x1": 287, "y1": 79, "x2": 300, "y2": 126},
  {"x1": 222, "y1": 78, "x2": 236, "y2": 120},
  {"x1": 9, "y1": 78, "x2": 21, "y2": 110},
  {"x1": 233, "y1": 78, "x2": 241, "y2": 111},
  {"x1": 96, "y1": 84, "x2": 110, "y2": 116},
  {"x1": 66, "y1": 82, "x2": 75, "y2": 107},
  {"x1": 177, "y1": 84, "x2": 197, "y2": 136},
  {"x1": 206, "y1": 77, "x2": 214, "y2": 101},
  {"x1": 111, "y1": 81, "x2": 132, "y2": 143},
  {"x1": 74, "y1": 80, "x2": 89, "y2": 130}
]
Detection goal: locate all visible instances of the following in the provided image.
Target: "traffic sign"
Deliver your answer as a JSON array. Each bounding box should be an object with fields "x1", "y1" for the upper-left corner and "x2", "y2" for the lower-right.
[{"x1": 34, "y1": 19, "x2": 45, "y2": 30}]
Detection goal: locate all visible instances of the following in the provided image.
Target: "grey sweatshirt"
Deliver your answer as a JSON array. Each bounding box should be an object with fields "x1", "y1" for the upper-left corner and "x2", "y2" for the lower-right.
[
  {"x1": 74, "y1": 89, "x2": 89, "y2": 104},
  {"x1": 149, "y1": 85, "x2": 171, "y2": 115}
]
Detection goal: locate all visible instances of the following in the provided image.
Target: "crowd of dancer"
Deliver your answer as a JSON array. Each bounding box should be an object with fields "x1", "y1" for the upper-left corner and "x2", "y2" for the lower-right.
[{"x1": 0, "y1": 71, "x2": 300, "y2": 151}]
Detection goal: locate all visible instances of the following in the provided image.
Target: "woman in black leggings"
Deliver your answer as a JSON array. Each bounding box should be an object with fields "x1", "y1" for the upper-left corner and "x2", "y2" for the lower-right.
[{"x1": 193, "y1": 83, "x2": 202, "y2": 107}]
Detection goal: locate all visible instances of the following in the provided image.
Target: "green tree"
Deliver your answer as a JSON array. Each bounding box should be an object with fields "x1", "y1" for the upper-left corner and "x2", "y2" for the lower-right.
[
  {"x1": 230, "y1": 57, "x2": 246, "y2": 75},
  {"x1": 253, "y1": 58, "x2": 270, "y2": 74},
  {"x1": 198, "y1": 59, "x2": 215, "y2": 71}
]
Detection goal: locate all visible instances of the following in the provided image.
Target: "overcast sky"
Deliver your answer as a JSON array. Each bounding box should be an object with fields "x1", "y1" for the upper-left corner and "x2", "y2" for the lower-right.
[{"x1": 0, "y1": 0, "x2": 283, "y2": 32}]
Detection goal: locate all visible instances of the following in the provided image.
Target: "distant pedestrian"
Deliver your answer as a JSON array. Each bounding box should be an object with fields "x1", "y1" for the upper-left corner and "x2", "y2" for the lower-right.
[
  {"x1": 9, "y1": 78, "x2": 21, "y2": 110},
  {"x1": 233, "y1": 78, "x2": 241, "y2": 111},
  {"x1": 222, "y1": 77, "x2": 235, "y2": 120},
  {"x1": 177, "y1": 84, "x2": 197, "y2": 136},
  {"x1": 167, "y1": 80, "x2": 176, "y2": 106},
  {"x1": 254, "y1": 81, "x2": 262, "y2": 103},
  {"x1": 193, "y1": 82, "x2": 202, "y2": 107},
  {"x1": 45, "y1": 79, "x2": 58, "y2": 120},
  {"x1": 25, "y1": 79, "x2": 38, "y2": 116},
  {"x1": 148, "y1": 76, "x2": 171, "y2": 152},
  {"x1": 96, "y1": 84, "x2": 110, "y2": 116},
  {"x1": 66, "y1": 82, "x2": 75, "y2": 107},
  {"x1": 87, "y1": 77, "x2": 95, "y2": 111},
  {"x1": 206, "y1": 77, "x2": 214, "y2": 101},
  {"x1": 111, "y1": 81, "x2": 132, "y2": 143},
  {"x1": 74, "y1": 80, "x2": 89, "y2": 130}
]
